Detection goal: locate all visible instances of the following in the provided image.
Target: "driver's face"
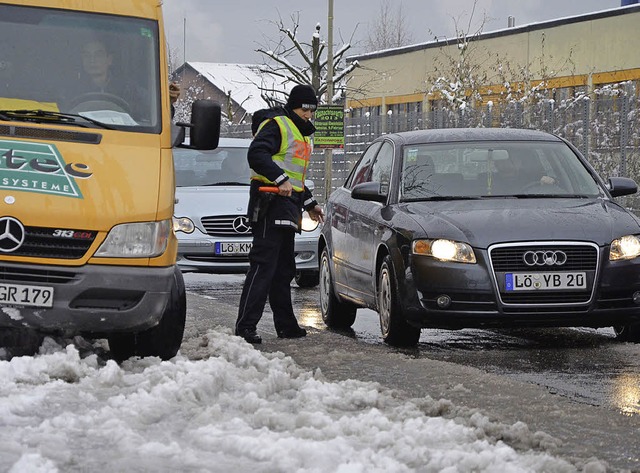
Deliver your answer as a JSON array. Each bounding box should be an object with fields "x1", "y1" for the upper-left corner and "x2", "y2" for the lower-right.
[
  {"x1": 81, "y1": 41, "x2": 112, "y2": 78},
  {"x1": 495, "y1": 158, "x2": 518, "y2": 177}
]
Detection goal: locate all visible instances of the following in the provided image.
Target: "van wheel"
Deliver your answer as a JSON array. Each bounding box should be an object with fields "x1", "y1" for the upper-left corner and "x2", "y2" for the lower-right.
[
  {"x1": 378, "y1": 255, "x2": 421, "y2": 347},
  {"x1": 295, "y1": 270, "x2": 319, "y2": 288},
  {"x1": 319, "y1": 247, "x2": 357, "y2": 329},
  {"x1": 0, "y1": 328, "x2": 44, "y2": 359},
  {"x1": 613, "y1": 323, "x2": 640, "y2": 342},
  {"x1": 108, "y1": 267, "x2": 186, "y2": 362}
]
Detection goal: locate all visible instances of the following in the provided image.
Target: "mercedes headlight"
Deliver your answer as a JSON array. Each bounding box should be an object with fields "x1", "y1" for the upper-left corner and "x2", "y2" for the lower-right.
[
  {"x1": 610, "y1": 235, "x2": 640, "y2": 261},
  {"x1": 412, "y1": 239, "x2": 476, "y2": 264},
  {"x1": 173, "y1": 216, "x2": 195, "y2": 234},
  {"x1": 96, "y1": 220, "x2": 171, "y2": 258},
  {"x1": 301, "y1": 211, "x2": 319, "y2": 232}
]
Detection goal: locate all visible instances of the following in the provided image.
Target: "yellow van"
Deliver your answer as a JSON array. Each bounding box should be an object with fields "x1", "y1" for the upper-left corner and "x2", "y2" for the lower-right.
[{"x1": 0, "y1": 1, "x2": 219, "y2": 360}]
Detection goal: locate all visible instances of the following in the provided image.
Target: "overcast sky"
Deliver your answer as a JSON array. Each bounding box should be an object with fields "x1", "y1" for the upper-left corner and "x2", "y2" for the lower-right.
[{"x1": 161, "y1": 0, "x2": 623, "y2": 66}]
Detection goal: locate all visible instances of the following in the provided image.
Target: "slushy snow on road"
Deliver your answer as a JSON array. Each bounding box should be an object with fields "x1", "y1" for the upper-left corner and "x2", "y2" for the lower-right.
[{"x1": 1, "y1": 327, "x2": 600, "y2": 472}]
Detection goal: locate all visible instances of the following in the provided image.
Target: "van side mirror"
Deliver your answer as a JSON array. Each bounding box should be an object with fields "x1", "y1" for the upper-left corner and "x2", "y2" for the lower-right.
[{"x1": 174, "y1": 99, "x2": 221, "y2": 150}]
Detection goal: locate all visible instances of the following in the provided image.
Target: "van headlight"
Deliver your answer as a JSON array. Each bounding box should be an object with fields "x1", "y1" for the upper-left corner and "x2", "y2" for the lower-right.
[
  {"x1": 173, "y1": 216, "x2": 195, "y2": 234},
  {"x1": 96, "y1": 220, "x2": 171, "y2": 258},
  {"x1": 610, "y1": 235, "x2": 640, "y2": 261},
  {"x1": 301, "y1": 211, "x2": 319, "y2": 232},
  {"x1": 412, "y1": 238, "x2": 476, "y2": 263}
]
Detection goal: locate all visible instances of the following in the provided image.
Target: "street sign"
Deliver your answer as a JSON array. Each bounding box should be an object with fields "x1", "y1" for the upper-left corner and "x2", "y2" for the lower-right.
[{"x1": 314, "y1": 105, "x2": 344, "y2": 149}]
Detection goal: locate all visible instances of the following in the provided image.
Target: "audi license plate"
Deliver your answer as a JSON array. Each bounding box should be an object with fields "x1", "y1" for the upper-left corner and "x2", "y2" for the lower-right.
[
  {"x1": 505, "y1": 272, "x2": 586, "y2": 291},
  {"x1": 0, "y1": 283, "x2": 54, "y2": 307},
  {"x1": 215, "y1": 242, "x2": 252, "y2": 256}
]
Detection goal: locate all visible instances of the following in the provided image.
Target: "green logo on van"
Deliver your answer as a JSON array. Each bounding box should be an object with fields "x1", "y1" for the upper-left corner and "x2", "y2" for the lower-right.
[{"x1": 0, "y1": 139, "x2": 92, "y2": 199}]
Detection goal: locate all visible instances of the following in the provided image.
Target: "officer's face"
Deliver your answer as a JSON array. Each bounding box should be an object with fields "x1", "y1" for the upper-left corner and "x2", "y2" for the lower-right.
[{"x1": 293, "y1": 107, "x2": 314, "y2": 122}]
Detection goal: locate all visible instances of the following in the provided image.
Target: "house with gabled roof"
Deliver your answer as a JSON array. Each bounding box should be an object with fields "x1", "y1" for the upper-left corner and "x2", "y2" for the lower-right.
[{"x1": 172, "y1": 62, "x2": 292, "y2": 125}]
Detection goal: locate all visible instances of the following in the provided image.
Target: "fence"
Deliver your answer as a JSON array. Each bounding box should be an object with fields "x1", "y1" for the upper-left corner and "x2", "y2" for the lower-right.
[{"x1": 223, "y1": 83, "x2": 640, "y2": 207}]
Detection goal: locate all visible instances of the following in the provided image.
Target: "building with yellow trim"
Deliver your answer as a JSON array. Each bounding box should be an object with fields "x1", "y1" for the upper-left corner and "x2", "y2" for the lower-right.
[{"x1": 346, "y1": 4, "x2": 640, "y2": 118}]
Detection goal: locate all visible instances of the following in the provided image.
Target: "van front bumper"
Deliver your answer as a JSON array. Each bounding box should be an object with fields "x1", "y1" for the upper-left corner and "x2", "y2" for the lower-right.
[{"x1": 0, "y1": 262, "x2": 174, "y2": 335}]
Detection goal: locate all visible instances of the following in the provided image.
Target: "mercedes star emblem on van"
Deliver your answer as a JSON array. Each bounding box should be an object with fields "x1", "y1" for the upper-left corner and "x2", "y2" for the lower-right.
[
  {"x1": 0, "y1": 140, "x2": 92, "y2": 198},
  {"x1": 0, "y1": 216, "x2": 25, "y2": 253}
]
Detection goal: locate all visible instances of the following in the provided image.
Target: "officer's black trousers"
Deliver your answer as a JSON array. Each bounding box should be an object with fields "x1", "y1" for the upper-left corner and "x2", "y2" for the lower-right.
[{"x1": 236, "y1": 219, "x2": 300, "y2": 334}]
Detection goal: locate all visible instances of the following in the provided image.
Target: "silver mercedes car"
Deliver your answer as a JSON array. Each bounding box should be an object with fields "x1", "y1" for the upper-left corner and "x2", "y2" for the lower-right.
[{"x1": 172, "y1": 137, "x2": 321, "y2": 287}]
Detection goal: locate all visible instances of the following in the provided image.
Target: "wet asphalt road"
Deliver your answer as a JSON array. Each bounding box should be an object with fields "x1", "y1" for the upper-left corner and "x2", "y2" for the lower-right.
[{"x1": 184, "y1": 273, "x2": 640, "y2": 417}]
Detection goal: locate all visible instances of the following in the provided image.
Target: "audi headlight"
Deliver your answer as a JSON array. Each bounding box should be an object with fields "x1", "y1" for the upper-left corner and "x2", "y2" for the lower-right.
[
  {"x1": 301, "y1": 211, "x2": 319, "y2": 232},
  {"x1": 173, "y1": 216, "x2": 195, "y2": 234},
  {"x1": 412, "y1": 239, "x2": 476, "y2": 264},
  {"x1": 610, "y1": 235, "x2": 640, "y2": 261},
  {"x1": 96, "y1": 220, "x2": 171, "y2": 258}
]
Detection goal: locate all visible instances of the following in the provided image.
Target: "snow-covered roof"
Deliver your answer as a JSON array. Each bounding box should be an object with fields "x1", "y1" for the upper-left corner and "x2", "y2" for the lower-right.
[
  {"x1": 348, "y1": 4, "x2": 640, "y2": 62},
  {"x1": 187, "y1": 62, "x2": 293, "y2": 114}
]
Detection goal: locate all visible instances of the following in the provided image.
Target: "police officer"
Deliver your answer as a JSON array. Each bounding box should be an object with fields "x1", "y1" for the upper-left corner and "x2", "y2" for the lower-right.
[{"x1": 235, "y1": 84, "x2": 325, "y2": 344}]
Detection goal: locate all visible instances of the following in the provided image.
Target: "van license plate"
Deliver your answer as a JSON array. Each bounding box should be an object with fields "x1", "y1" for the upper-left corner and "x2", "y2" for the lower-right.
[
  {"x1": 215, "y1": 242, "x2": 252, "y2": 256},
  {"x1": 505, "y1": 272, "x2": 586, "y2": 291},
  {"x1": 0, "y1": 283, "x2": 54, "y2": 307}
]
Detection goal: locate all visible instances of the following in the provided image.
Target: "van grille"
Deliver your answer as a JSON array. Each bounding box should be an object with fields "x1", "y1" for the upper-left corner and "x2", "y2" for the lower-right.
[
  {"x1": 0, "y1": 125, "x2": 102, "y2": 144},
  {"x1": 0, "y1": 265, "x2": 79, "y2": 284},
  {"x1": 10, "y1": 226, "x2": 97, "y2": 259}
]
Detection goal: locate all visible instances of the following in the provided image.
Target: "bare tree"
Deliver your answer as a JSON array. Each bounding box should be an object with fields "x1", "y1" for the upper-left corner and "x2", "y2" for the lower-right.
[
  {"x1": 166, "y1": 43, "x2": 181, "y2": 76},
  {"x1": 254, "y1": 12, "x2": 360, "y2": 106},
  {"x1": 365, "y1": 0, "x2": 413, "y2": 52},
  {"x1": 426, "y1": 0, "x2": 575, "y2": 122},
  {"x1": 426, "y1": 1, "x2": 489, "y2": 112}
]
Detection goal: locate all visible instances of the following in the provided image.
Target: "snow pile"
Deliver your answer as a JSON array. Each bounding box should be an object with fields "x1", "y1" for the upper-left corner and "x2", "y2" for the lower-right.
[{"x1": 0, "y1": 328, "x2": 588, "y2": 472}]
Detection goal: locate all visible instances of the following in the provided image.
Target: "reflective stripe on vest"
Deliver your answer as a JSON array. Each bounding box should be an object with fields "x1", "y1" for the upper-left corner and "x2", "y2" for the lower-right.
[{"x1": 251, "y1": 115, "x2": 312, "y2": 192}]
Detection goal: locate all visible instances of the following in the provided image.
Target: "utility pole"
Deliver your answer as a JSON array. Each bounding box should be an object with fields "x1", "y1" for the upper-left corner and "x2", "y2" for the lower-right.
[{"x1": 323, "y1": 0, "x2": 334, "y2": 203}]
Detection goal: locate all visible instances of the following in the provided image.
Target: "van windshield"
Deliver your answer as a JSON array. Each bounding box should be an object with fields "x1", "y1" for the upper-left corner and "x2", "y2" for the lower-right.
[{"x1": 0, "y1": 4, "x2": 161, "y2": 133}]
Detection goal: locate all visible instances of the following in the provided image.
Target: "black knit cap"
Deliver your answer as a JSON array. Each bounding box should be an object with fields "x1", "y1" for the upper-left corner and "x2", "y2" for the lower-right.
[{"x1": 286, "y1": 84, "x2": 318, "y2": 110}]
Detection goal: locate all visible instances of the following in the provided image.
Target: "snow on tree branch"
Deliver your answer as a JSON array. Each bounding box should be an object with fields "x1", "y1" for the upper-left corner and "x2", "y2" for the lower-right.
[{"x1": 254, "y1": 12, "x2": 360, "y2": 106}]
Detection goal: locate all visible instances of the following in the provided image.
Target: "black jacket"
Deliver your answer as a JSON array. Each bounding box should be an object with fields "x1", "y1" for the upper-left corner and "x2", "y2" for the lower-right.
[{"x1": 247, "y1": 106, "x2": 318, "y2": 231}]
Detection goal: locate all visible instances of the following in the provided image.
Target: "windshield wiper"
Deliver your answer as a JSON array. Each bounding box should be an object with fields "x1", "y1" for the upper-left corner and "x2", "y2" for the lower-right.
[
  {"x1": 404, "y1": 195, "x2": 485, "y2": 202},
  {"x1": 204, "y1": 181, "x2": 250, "y2": 186},
  {"x1": 509, "y1": 193, "x2": 590, "y2": 199},
  {"x1": 0, "y1": 109, "x2": 117, "y2": 130}
]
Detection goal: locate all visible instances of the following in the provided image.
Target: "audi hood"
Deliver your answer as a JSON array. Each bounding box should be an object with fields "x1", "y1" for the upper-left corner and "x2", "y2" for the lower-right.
[{"x1": 402, "y1": 198, "x2": 640, "y2": 248}]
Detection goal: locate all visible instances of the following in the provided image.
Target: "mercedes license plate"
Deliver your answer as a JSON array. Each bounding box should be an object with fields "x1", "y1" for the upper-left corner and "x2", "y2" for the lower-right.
[
  {"x1": 505, "y1": 272, "x2": 586, "y2": 291},
  {"x1": 215, "y1": 242, "x2": 252, "y2": 256},
  {"x1": 0, "y1": 283, "x2": 54, "y2": 307}
]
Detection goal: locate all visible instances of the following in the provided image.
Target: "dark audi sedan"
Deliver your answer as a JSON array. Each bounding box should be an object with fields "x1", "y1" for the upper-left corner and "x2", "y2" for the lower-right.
[{"x1": 319, "y1": 128, "x2": 640, "y2": 347}]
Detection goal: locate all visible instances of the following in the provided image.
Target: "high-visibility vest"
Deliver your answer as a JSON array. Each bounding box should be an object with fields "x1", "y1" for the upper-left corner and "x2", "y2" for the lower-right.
[{"x1": 251, "y1": 115, "x2": 312, "y2": 192}]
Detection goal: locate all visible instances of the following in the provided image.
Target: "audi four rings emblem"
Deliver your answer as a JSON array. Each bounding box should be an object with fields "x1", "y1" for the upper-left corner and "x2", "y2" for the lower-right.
[
  {"x1": 232, "y1": 216, "x2": 251, "y2": 234},
  {"x1": 523, "y1": 250, "x2": 567, "y2": 266},
  {"x1": 0, "y1": 216, "x2": 25, "y2": 253}
]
